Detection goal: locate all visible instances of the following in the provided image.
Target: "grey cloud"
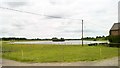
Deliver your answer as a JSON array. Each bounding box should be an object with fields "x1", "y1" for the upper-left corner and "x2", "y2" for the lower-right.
[
  {"x1": 49, "y1": 0, "x2": 75, "y2": 5},
  {"x1": 4, "y1": 2, "x2": 27, "y2": 7},
  {"x1": 49, "y1": 0, "x2": 64, "y2": 5},
  {"x1": 12, "y1": 20, "x2": 30, "y2": 30},
  {"x1": 0, "y1": 29, "x2": 9, "y2": 34},
  {"x1": 0, "y1": 0, "x2": 118, "y2": 38},
  {"x1": 12, "y1": 23, "x2": 25, "y2": 30},
  {"x1": 45, "y1": 15, "x2": 64, "y2": 19},
  {"x1": 62, "y1": 29, "x2": 99, "y2": 33},
  {"x1": 49, "y1": 1, "x2": 57, "y2": 5},
  {"x1": 63, "y1": 30, "x2": 81, "y2": 33},
  {"x1": 0, "y1": 28, "x2": 15, "y2": 36}
]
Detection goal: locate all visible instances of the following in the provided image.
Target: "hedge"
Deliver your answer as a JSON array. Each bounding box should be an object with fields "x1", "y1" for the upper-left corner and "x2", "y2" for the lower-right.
[{"x1": 108, "y1": 35, "x2": 120, "y2": 43}]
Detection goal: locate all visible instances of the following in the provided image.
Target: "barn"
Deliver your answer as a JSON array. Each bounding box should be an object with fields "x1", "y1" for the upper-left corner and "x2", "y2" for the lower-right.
[
  {"x1": 109, "y1": 23, "x2": 120, "y2": 46},
  {"x1": 109, "y1": 23, "x2": 120, "y2": 36}
]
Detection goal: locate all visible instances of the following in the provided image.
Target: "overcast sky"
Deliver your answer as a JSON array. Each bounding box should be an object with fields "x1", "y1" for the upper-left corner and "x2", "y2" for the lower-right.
[{"x1": 0, "y1": 0, "x2": 119, "y2": 39}]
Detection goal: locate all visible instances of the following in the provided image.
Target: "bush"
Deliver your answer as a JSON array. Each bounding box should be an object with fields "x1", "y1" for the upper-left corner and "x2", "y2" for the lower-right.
[{"x1": 108, "y1": 35, "x2": 120, "y2": 43}]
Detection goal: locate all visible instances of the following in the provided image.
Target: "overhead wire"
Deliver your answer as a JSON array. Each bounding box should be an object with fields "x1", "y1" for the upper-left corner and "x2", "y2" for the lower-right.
[
  {"x1": 0, "y1": 6, "x2": 82, "y2": 21},
  {"x1": 0, "y1": 6, "x2": 109, "y2": 36}
]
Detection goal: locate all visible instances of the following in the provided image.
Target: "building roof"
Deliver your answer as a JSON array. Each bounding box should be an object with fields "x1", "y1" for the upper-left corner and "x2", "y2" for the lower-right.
[{"x1": 110, "y1": 23, "x2": 120, "y2": 31}]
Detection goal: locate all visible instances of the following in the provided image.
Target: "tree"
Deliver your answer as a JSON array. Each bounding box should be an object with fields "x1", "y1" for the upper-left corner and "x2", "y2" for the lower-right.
[{"x1": 52, "y1": 37, "x2": 58, "y2": 41}]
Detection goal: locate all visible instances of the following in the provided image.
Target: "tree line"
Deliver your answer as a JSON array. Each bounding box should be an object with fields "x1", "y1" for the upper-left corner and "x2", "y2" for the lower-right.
[
  {"x1": 82, "y1": 36, "x2": 109, "y2": 41},
  {"x1": 0, "y1": 36, "x2": 109, "y2": 41}
]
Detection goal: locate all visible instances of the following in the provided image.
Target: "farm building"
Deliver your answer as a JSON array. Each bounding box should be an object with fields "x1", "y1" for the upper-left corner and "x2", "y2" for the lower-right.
[
  {"x1": 109, "y1": 23, "x2": 120, "y2": 36},
  {"x1": 109, "y1": 23, "x2": 120, "y2": 45}
]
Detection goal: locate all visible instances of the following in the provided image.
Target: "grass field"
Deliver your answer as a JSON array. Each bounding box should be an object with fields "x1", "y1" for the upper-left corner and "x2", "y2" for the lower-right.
[{"x1": 2, "y1": 41, "x2": 118, "y2": 63}]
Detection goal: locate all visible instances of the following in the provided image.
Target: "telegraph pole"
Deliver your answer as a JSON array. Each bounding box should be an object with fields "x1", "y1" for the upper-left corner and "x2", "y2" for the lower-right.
[{"x1": 82, "y1": 20, "x2": 83, "y2": 46}]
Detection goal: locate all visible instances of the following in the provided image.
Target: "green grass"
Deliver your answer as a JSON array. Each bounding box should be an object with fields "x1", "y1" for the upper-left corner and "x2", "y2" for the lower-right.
[{"x1": 2, "y1": 41, "x2": 118, "y2": 63}]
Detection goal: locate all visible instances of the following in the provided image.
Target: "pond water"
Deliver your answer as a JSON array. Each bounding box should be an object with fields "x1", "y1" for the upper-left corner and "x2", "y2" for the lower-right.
[{"x1": 11, "y1": 40, "x2": 109, "y2": 45}]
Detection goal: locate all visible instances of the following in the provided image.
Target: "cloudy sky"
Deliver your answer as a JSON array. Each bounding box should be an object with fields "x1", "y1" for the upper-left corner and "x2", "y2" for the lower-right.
[{"x1": 0, "y1": 0, "x2": 119, "y2": 39}]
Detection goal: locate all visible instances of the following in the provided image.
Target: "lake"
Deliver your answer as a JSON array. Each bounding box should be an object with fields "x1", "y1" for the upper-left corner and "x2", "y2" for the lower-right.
[{"x1": 11, "y1": 40, "x2": 109, "y2": 45}]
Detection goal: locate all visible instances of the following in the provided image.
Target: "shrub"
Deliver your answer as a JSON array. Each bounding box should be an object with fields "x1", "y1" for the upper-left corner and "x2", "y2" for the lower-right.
[{"x1": 108, "y1": 35, "x2": 120, "y2": 43}]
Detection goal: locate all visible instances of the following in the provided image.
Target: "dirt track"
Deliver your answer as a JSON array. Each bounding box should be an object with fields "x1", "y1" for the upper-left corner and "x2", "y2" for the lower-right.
[{"x1": 2, "y1": 57, "x2": 118, "y2": 66}]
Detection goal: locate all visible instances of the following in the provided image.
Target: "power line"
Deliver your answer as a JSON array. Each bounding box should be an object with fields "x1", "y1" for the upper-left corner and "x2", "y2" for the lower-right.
[
  {"x1": 0, "y1": 6, "x2": 110, "y2": 27},
  {"x1": 0, "y1": 6, "x2": 82, "y2": 21},
  {"x1": 0, "y1": 6, "x2": 46, "y2": 16}
]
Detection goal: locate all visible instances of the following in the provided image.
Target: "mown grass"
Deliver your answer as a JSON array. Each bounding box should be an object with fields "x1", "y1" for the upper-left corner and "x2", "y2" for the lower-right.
[{"x1": 2, "y1": 41, "x2": 118, "y2": 63}]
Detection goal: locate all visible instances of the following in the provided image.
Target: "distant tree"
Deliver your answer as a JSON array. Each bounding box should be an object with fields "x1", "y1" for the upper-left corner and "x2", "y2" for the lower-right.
[
  {"x1": 60, "y1": 38, "x2": 64, "y2": 40},
  {"x1": 105, "y1": 36, "x2": 109, "y2": 40},
  {"x1": 52, "y1": 37, "x2": 58, "y2": 40},
  {"x1": 93, "y1": 39, "x2": 96, "y2": 41},
  {"x1": 60, "y1": 38, "x2": 65, "y2": 41},
  {"x1": 102, "y1": 35, "x2": 105, "y2": 38},
  {"x1": 2, "y1": 37, "x2": 27, "y2": 41}
]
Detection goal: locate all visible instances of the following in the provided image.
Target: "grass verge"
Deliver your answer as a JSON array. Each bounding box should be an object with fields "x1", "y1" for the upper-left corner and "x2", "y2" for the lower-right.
[{"x1": 2, "y1": 41, "x2": 118, "y2": 63}]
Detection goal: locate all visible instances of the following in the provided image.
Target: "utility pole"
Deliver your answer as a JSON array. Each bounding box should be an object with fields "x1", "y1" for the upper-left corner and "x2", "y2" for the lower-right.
[
  {"x1": 82, "y1": 20, "x2": 83, "y2": 46},
  {"x1": 118, "y1": 23, "x2": 120, "y2": 35}
]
